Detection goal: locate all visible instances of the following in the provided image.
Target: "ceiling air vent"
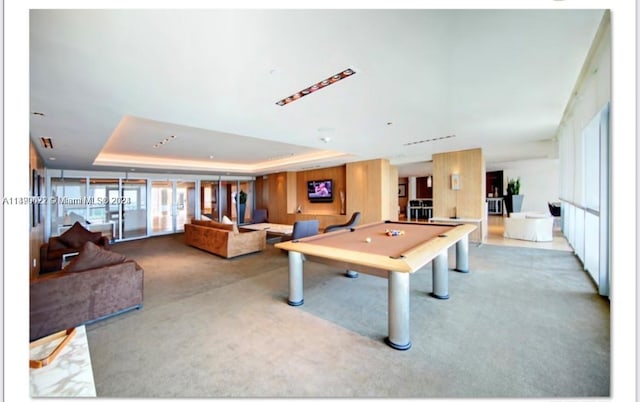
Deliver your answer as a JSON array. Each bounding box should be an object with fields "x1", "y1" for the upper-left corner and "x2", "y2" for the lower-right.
[
  {"x1": 403, "y1": 134, "x2": 455, "y2": 146},
  {"x1": 40, "y1": 137, "x2": 53, "y2": 149}
]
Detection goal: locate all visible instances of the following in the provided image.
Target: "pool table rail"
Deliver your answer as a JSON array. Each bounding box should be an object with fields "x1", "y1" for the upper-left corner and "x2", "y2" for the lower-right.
[{"x1": 275, "y1": 222, "x2": 476, "y2": 274}]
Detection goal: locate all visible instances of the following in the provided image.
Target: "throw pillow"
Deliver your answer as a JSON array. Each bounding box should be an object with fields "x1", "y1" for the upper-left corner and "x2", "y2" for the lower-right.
[
  {"x1": 48, "y1": 236, "x2": 69, "y2": 251},
  {"x1": 58, "y1": 222, "x2": 101, "y2": 248},
  {"x1": 222, "y1": 215, "x2": 233, "y2": 224},
  {"x1": 64, "y1": 241, "x2": 127, "y2": 273}
]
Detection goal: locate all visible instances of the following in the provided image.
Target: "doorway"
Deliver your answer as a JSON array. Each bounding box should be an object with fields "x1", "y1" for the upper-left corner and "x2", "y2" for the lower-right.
[{"x1": 151, "y1": 180, "x2": 196, "y2": 235}]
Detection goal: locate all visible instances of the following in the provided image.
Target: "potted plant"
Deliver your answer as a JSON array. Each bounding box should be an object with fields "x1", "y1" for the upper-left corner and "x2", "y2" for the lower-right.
[
  {"x1": 235, "y1": 190, "x2": 247, "y2": 224},
  {"x1": 504, "y1": 177, "x2": 524, "y2": 216}
]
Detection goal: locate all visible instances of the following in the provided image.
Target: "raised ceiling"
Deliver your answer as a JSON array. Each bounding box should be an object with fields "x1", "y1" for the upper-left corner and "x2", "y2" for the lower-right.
[{"x1": 29, "y1": 9, "x2": 605, "y2": 177}]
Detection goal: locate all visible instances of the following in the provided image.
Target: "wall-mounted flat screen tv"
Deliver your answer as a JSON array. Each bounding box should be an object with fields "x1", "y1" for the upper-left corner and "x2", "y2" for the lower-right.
[{"x1": 307, "y1": 179, "x2": 333, "y2": 202}]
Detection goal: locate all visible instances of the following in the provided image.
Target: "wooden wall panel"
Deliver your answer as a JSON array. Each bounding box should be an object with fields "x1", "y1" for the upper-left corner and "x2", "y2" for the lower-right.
[
  {"x1": 346, "y1": 159, "x2": 395, "y2": 224},
  {"x1": 387, "y1": 164, "x2": 399, "y2": 220},
  {"x1": 260, "y1": 172, "x2": 289, "y2": 224},
  {"x1": 259, "y1": 159, "x2": 395, "y2": 229},
  {"x1": 30, "y1": 140, "x2": 45, "y2": 278},
  {"x1": 254, "y1": 176, "x2": 269, "y2": 210},
  {"x1": 295, "y1": 166, "x2": 346, "y2": 216},
  {"x1": 286, "y1": 171, "x2": 297, "y2": 214},
  {"x1": 433, "y1": 148, "x2": 485, "y2": 221}
]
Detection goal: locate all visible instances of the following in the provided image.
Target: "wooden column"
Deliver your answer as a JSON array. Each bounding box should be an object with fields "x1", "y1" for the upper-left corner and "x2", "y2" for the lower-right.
[
  {"x1": 346, "y1": 159, "x2": 397, "y2": 224},
  {"x1": 432, "y1": 148, "x2": 486, "y2": 239}
]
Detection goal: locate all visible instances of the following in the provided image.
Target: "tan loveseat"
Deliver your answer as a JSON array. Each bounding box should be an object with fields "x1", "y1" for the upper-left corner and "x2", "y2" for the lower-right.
[{"x1": 184, "y1": 219, "x2": 266, "y2": 258}]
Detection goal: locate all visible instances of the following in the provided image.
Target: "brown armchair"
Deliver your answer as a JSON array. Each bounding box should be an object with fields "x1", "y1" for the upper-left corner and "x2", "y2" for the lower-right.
[{"x1": 40, "y1": 222, "x2": 110, "y2": 274}]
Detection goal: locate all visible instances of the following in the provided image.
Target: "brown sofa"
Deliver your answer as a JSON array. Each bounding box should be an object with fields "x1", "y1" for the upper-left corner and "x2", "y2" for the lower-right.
[
  {"x1": 40, "y1": 222, "x2": 110, "y2": 274},
  {"x1": 30, "y1": 242, "x2": 143, "y2": 341},
  {"x1": 184, "y1": 219, "x2": 266, "y2": 258}
]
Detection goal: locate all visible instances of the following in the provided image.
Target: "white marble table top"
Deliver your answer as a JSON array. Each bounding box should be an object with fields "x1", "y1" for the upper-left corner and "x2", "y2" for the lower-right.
[{"x1": 30, "y1": 325, "x2": 96, "y2": 397}]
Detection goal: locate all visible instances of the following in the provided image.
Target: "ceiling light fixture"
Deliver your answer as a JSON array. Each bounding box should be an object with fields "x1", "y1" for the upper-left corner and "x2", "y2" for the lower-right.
[
  {"x1": 320, "y1": 137, "x2": 331, "y2": 143},
  {"x1": 275, "y1": 68, "x2": 356, "y2": 106},
  {"x1": 32, "y1": 112, "x2": 45, "y2": 116},
  {"x1": 40, "y1": 137, "x2": 53, "y2": 149}
]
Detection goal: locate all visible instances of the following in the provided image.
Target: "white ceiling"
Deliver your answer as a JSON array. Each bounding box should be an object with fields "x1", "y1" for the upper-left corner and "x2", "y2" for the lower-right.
[{"x1": 29, "y1": 9, "x2": 605, "y2": 178}]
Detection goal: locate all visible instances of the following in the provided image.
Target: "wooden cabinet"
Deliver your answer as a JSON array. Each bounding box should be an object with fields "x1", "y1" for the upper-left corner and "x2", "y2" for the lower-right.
[
  {"x1": 416, "y1": 176, "x2": 433, "y2": 199},
  {"x1": 486, "y1": 171, "x2": 503, "y2": 197}
]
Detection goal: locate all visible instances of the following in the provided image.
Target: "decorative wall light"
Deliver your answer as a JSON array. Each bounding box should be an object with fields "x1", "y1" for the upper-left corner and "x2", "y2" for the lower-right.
[
  {"x1": 427, "y1": 176, "x2": 432, "y2": 188},
  {"x1": 451, "y1": 174, "x2": 460, "y2": 191},
  {"x1": 275, "y1": 68, "x2": 356, "y2": 106}
]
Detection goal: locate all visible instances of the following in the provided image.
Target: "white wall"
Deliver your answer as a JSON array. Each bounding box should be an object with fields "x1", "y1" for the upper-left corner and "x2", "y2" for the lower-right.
[{"x1": 490, "y1": 158, "x2": 560, "y2": 214}]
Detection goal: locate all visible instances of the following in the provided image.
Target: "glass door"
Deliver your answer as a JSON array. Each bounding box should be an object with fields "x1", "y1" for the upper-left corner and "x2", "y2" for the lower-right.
[
  {"x1": 200, "y1": 180, "x2": 219, "y2": 221},
  {"x1": 151, "y1": 180, "x2": 195, "y2": 234},
  {"x1": 88, "y1": 178, "x2": 120, "y2": 241},
  {"x1": 175, "y1": 181, "x2": 196, "y2": 231},
  {"x1": 220, "y1": 180, "x2": 254, "y2": 224},
  {"x1": 121, "y1": 179, "x2": 147, "y2": 239},
  {"x1": 151, "y1": 181, "x2": 174, "y2": 235}
]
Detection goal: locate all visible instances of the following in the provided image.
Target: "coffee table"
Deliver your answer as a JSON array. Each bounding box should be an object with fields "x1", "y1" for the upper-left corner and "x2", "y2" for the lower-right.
[
  {"x1": 61, "y1": 252, "x2": 80, "y2": 267},
  {"x1": 241, "y1": 223, "x2": 293, "y2": 237}
]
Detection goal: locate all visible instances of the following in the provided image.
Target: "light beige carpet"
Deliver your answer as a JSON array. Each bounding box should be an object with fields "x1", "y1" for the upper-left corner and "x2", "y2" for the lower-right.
[{"x1": 86, "y1": 234, "x2": 610, "y2": 398}]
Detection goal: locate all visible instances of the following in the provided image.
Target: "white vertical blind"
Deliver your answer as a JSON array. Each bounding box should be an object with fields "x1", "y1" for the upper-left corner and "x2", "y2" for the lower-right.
[{"x1": 556, "y1": 15, "x2": 610, "y2": 297}]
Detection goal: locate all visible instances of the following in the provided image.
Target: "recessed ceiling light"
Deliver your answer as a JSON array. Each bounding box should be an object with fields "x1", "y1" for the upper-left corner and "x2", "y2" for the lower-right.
[
  {"x1": 276, "y1": 68, "x2": 356, "y2": 107},
  {"x1": 266, "y1": 153, "x2": 295, "y2": 160},
  {"x1": 209, "y1": 155, "x2": 215, "y2": 159},
  {"x1": 32, "y1": 112, "x2": 45, "y2": 116},
  {"x1": 320, "y1": 137, "x2": 331, "y2": 143}
]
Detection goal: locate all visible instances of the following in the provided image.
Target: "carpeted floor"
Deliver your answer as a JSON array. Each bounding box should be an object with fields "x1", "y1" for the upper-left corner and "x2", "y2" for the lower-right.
[{"x1": 86, "y1": 233, "x2": 610, "y2": 398}]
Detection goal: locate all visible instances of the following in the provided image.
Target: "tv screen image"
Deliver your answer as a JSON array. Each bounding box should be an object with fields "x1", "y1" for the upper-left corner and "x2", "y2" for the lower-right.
[{"x1": 307, "y1": 180, "x2": 333, "y2": 202}]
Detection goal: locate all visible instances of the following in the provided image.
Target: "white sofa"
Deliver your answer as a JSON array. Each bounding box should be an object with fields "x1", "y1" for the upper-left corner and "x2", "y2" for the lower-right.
[{"x1": 503, "y1": 212, "x2": 554, "y2": 242}]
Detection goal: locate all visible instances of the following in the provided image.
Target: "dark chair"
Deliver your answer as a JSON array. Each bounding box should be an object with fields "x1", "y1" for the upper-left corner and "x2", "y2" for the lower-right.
[
  {"x1": 323, "y1": 212, "x2": 361, "y2": 233},
  {"x1": 324, "y1": 212, "x2": 362, "y2": 278},
  {"x1": 280, "y1": 219, "x2": 320, "y2": 244},
  {"x1": 292, "y1": 220, "x2": 319, "y2": 241},
  {"x1": 252, "y1": 209, "x2": 268, "y2": 223},
  {"x1": 548, "y1": 202, "x2": 561, "y2": 217}
]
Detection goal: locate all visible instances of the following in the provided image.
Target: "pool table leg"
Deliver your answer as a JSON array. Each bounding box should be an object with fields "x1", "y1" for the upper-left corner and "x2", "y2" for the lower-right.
[
  {"x1": 385, "y1": 271, "x2": 411, "y2": 350},
  {"x1": 288, "y1": 251, "x2": 304, "y2": 306},
  {"x1": 454, "y1": 235, "x2": 470, "y2": 273},
  {"x1": 431, "y1": 251, "x2": 449, "y2": 299}
]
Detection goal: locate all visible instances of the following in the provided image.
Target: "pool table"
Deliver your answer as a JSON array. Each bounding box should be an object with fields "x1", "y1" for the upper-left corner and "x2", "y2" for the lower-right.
[{"x1": 275, "y1": 220, "x2": 476, "y2": 350}]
